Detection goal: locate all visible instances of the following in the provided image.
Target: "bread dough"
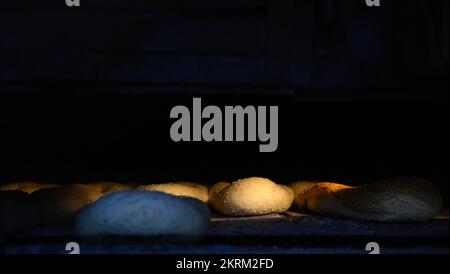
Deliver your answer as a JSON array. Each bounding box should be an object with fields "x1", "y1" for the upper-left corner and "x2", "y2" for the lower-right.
[
  {"x1": 32, "y1": 184, "x2": 99, "y2": 226},
  {"x1": 295, "y1": 178, "x2": 443, "y2": 222},
  {"x1": 0, "y1": 181, "x2": 61, "y2": 194},
  {"x1": 139, "y1": 182, "x2": 209, "y2": 203},
  {"x1": 0, "y1": 191, "x2": 41, "y2": 235},
  {"x1": 74, "y1": 190, "x2": 211, "y2": 237},
  {"x1": 209, "y1": 177, "x2": 294, "y2": 216}
]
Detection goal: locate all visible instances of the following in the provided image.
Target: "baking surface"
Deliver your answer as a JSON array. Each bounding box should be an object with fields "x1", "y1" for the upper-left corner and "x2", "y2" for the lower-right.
[{"x1": 1, "y1": 212, "x2": 448, "y2": 254}]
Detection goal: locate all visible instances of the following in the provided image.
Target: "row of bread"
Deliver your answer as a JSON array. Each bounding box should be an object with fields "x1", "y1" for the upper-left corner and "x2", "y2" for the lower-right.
[{"x1": 0, "y1": 177, "x2": 443, "y2": 237}]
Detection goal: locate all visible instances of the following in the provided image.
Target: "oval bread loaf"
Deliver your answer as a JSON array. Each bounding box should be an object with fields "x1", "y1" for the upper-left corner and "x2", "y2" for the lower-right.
[
  {"x1": 74, "y1": 190, "x2": 211, "y2": 237},
  {"x1": 209, "y1": 177, "x2": 294, "y2": 216},
  {"x1": 295, "y1": 178, "x2": 443, "y2": 222}
]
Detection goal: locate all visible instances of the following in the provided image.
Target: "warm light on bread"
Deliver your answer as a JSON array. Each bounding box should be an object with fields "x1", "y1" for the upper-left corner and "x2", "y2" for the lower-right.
[
  {"x1": 84, "y1": 182, "x2": 131, "y2": 198},
  {"x1": 139, "y1": 182, "x2": 209, "y2": 203},
  {"x1": 295, "y1": 178, "x2": 443, "y2": 222},
  {"x1": 0, "y1": 182, "x2": 61, "y2": 194},
  {"x1": 209, "y1": 177, "x2": 294, "y2": 216}
]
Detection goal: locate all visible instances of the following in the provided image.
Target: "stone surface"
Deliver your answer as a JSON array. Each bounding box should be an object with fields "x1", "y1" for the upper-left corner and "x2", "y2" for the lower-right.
[{"x1": 2, "y1": 212, "x2": 447, "y2": 254}]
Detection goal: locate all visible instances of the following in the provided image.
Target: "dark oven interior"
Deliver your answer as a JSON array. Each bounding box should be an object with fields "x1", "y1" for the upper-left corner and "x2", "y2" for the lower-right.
[{"x1": 0, "y1": 0, "x2": 448, "y2": 254}]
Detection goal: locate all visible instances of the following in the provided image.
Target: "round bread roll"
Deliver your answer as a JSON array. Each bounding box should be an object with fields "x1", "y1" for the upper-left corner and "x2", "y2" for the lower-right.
[
  {"x1": 139, "y1": 182, "x2": 209, "y2": 203},
  {"x1": 0, "y1": 191, "x2": 41, "y2": 235},
  {"x1": 295, "y1": 178, "x2": 443, "y2": 222},
  {"x1": 74, "y1": 190, "x2": 211, "y2": 237},
  {"x1": 32, "y1": 184, "x2": 99, "y2": 226},
  {"x1": 209, "y1": 177, "x2": 294, "y2": 216},
  {"x1": 84, "y1": 182, "x2": 131, "y2": 198},
  {"x1": 0, "y1": 181, "x2": 61, "y2": 194}
]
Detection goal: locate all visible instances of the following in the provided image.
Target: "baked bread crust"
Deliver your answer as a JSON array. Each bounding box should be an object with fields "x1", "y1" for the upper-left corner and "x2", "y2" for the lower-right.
[
  {"x1": 84, "y1": 182, "x2": 131, "y2": 198},
  {"x1": 295, "y1": 178, "x2": 443, "y2": 222},
  {"x1": 209, "y1": 177, "x2": 294, "y2": 216},
  {"x1": 139, "y1": 182, "x2": 209, "y2": 203}
]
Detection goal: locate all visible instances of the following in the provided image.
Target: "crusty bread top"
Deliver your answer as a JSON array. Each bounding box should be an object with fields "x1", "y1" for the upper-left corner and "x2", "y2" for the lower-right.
[
  {"x1": 289, "y1": 181, "x2": 319, "y2": 197},
  {"x1": 335, "y1": 178, "x2": 443, "y2": 216},
  {"x1": 295, "y1": 182, "x2": 351, "y2": 211},
  {"x1": 0, "y1": 182, "x2": 61, "y2": 194},
  {"x1": 209, "y1": 177, "x2": 294, "y2": 216},
  {"x1": 139, "y1": 182, "x2": 209, "y2": 203},
  {"x1": 83, "y1": 182, "x2": 131, "y2": 198},
  {"x1": 295, "y1": 178, "x2": 443, "y2": 222}
]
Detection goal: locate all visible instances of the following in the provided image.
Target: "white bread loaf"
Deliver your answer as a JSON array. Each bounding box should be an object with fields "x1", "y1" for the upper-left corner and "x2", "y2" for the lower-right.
[{"x1": 74, "y1": 190, "x2": 211, "y2": 237}]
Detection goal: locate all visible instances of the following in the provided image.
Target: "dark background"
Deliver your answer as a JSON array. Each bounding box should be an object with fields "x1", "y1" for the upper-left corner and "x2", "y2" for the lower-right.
[{"x1": 0, "y1": 0, "x2": 448, "y2": 200}]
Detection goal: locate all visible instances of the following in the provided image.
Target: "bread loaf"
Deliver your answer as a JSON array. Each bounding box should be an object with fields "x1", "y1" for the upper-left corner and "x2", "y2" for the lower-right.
[
  {"x1": 295, "y1": 178, "x2": 443, "y2": 222},
  {"x1": 74, "y1": 190, "x2": 211, "y2": 237},
  {"x1": 209, "y1": 177, "x2": 294, "y2": 216}
]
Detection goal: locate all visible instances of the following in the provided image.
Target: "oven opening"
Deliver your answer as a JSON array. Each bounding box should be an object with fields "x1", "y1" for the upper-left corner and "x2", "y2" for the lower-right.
[{"x1": 0, "y1": 0, "x2": 448, "y2": 256}]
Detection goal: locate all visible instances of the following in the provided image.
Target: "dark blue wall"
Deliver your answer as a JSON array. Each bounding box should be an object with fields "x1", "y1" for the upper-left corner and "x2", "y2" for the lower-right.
[
  {"x1": 0, "y1": 1, "x2": 448, "y2": 198},
  {"x1": 0, "y1": 0, "x2": 447, "y2": 90}
]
